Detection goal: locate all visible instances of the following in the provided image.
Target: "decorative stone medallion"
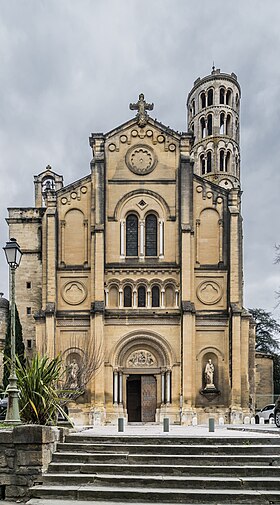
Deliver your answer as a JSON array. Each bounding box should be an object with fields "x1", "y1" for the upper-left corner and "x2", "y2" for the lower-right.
[
  {"x1": 62, "y1": 281, "x2": 87, "y2": 305},
  {"x1": 127, "y1": 350, "x2": 156, "y2": 368},
  {"x1": 125, "y1": 144, "x2": 157, "y2": 175},
  {"x1": 196, "y1": 281, "x2": 222, "y2": 305}
]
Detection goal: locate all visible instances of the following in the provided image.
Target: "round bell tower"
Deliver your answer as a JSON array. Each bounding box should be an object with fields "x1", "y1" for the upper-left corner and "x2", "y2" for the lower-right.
[{"x1": 187, "y1": 68, "x2": 241, "y2": 190}]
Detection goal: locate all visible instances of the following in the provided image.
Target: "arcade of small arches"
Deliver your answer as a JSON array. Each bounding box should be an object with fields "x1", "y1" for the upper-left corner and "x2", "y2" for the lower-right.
[
  {"x1": 200, "y1": 149, "x2": 233, "y2": 176},
  {"x1": 189, "y1": 85, "x2": 240, "y2": 118},
  {"x1": 199, "y1": 112, "x2": 232, "y2": 139},
  {"x1": 105, "y1": 280, "x2": 179, "y2": 309}
]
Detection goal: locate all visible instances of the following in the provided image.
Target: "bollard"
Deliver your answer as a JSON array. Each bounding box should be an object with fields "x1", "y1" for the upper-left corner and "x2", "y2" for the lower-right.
[
  {"x1": 118, "y1": 417, "x2": 124, "y2": 432},
  {"x1": 260, "y1": 417, "x2": 265, "y2": 425},
  {"x1": 163, "y1": 417, "x2": 170, "y2": 432},
  {"x1": 209, "y1": 417, "x2": 215, "y2": 432}
]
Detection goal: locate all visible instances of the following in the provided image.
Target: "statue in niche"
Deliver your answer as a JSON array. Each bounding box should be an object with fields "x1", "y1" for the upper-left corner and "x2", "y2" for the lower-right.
[
  {"x1": 204, "y1": 359, "x2": 215, "y2": 389},
  {"x1": 67, "y1": 358, "x2": 80, "y2": 389}
]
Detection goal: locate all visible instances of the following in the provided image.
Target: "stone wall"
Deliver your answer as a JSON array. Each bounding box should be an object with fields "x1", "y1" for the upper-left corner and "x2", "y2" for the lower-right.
[{"x1": 0, "y1": 425, "x2": 59, "y2": 500}]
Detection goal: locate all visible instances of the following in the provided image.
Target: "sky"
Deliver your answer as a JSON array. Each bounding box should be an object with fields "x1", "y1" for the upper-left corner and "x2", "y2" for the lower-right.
[{"x1": 1, "y1": 0, "x2": 280, "y2": 318}]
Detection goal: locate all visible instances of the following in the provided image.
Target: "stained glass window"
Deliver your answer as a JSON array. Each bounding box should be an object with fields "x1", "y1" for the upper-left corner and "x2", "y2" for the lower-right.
[
  {"x1": 126, "y1": 214, "x2": 138, "y2": 256},
  {"x1": 152, "y1": 286, "x2": 160, "y2": 307},
  {"x1": 124, "y1": 286, "x2": 132, "y2": 307},
  {"x1": 145, "y1": 214, "x2": 157, "y2": 256},
  {"x1": 138, "y1": 286, "x2": 146, "y2": 307}
]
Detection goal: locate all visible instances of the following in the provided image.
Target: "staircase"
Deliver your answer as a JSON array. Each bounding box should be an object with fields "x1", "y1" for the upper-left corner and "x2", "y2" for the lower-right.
[{"x1": 29, "y1": 432, "x2": 280, "y2": 504}]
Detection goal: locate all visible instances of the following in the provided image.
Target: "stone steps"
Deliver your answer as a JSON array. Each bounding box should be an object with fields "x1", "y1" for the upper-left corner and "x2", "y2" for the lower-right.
[
  {"x1": 29, "y1": 434, "x2": 280, "y2": 503},
  {"x1": 42, "y1": 472, "x2": 280, "y2": 490},
  {"x1": 52, "y1": 450, "x2": 280, "y2": 466},
  {"x1": 30, "y1": 484, "x2": 280, "y2": 503},
  {"x1": 47, "y1": 461, "x2": 280, "y2": 477},
  {"x1": 56, "y1": 441, "x2": 280, "y2": 455}
]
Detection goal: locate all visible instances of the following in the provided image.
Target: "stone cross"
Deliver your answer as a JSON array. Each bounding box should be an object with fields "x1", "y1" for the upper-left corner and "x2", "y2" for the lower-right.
[{"x1": 130, "y1": 93, "x2": 154, "y2": 127}]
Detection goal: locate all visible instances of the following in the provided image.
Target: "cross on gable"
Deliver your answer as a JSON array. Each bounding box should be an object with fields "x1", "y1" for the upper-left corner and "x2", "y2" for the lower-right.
[{"x1": 129, "y1": 93, "x2": 154, "y2": 127}]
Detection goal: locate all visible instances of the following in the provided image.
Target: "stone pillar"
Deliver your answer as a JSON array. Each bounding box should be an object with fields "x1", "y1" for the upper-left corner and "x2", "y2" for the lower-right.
[
  {"x1": 161, "y1": 372, "x2": 165, "y2": 404},
  {"x1": 147, "y1": 289, "x2": 151, "y2": 308},
  {"x1": 113, "y1": 370, "x2": 118, "y2": 405},
  {"x1": 161, "y1": 288, "x2": 165, "y2": 308},
  {"x1": 166, "y1": 370, "x2": 171, "y2": 405},
  {"x1": 119, "y1": 372, "x2": 123, "y2": 404},
  {"x1": 139, "y1": 220, "x2": 145, "y2": 259},
  {"x1": 120, "y1": 219, "x2": 125, "y2": 258},
  {"x1": 159, "y1": 219, "x2": 164, "y2": 257}
]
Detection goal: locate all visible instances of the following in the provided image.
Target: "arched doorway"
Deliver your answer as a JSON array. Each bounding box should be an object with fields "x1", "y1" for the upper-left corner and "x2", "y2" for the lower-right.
[{"x1": 112, "y1": 331, "x2": 174, "y2": 423}]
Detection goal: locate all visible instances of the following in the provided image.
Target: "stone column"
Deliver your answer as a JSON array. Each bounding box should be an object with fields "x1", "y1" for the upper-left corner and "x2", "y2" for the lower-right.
[
  {"x1": 147, "y1": 288, "x2": 151, "y2": 308},
  {"x1": 161, "y1": 372, "x2": 165, "y2": 404},
  {"x1": 159, "y1": 219, "x2": 164, "y2": 258},
  {"x1": 119, "y1": 372, "x2": 123, "y2": 404},
  {"x1": 120, "y1": 220, "x2": 125, "y2": 258},
  {"x1": 113, "y1": 370, "x2": 118, "y2": 405},
  {"x1": 139, "y1": 220, "x2": 145, "y2": 259},
  {"x1": 161, "y1": 288, "x2": 165, "y2": 308},
  {"x1": 166, "y1": 370, "x2": 171, "y2": 405}
]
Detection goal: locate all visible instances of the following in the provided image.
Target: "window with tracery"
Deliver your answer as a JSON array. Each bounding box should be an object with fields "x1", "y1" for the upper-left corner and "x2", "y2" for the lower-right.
[
  {"x1": 152, "y1": 286, "x2": 160, "y2": 307},
  {"x1": 126, "y1": 214, "x2": 138, "y2": 256},
  {"x1": 124, "y1": 286, "x2": 132, "y2": 307},
  {"x1": 138, "y1": 286, "x2": 146, "y2": 307},
  {"x1": 145, "y1": 214, "x2": 157, "y2": 257}
]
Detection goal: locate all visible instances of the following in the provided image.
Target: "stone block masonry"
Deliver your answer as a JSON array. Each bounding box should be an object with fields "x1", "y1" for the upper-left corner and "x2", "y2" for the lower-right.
[{"x1": 0, "y1": 425, "x2": 59, "y2": 500}]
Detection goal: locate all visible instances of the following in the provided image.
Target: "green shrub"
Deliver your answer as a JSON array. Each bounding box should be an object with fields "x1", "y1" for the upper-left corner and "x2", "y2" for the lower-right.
[{"x1": 15, "y1": 353, "x2": 70, "y2": 425}]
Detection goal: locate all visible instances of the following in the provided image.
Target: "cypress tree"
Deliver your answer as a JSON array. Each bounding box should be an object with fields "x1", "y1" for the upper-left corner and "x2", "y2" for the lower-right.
[{"x1": 3, "y1": 305, "x2": 25, "y2": 390}]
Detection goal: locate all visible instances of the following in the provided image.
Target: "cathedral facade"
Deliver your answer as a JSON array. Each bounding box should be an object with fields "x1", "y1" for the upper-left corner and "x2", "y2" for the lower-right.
[{"x1": 7, "y1": 69, "x2": 255, "y2": 425}]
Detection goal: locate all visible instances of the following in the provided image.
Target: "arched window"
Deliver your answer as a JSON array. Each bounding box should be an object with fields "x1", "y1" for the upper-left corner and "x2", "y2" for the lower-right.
[
  {"x1": 200, "y1": 92, "x2": 206, "y2": 109},
  {"x1": 200, "y1": 154, "x2": 206, "y2": 175},
  {"x1": 192, "y1": 99, "x2": 195, "y2": 115},
  {"x1": 152, "y1": 286, "x2": 160, "y2": 307},
  {"x1": 207, "y1": 114, "x2": 213, "y2": 135},
  {"x1": 225, "y1": 151, "x2": 230, "y2": 172},
  {"x1": 236, "y1": 93, "x2": 240, "y2": 112},
  {"x1": 220, "y1": 113, "x2": 225, "y2": 134},
  {"x1": 200, "y1": 117, "x2": 206, "y2": 138},
  {"x1": 219, "y1": 88, "x2": 225, "y2": 104},
  {"x1": 220, "y1": 150, "x2": 225, "y2": 171},
  {"x1": 207, "y1": 152, "x2": 212, "y2": 173},
  {"x1": 207, "y1": 89, "x2": 213, "y2": 106},
  {"x1": 109, "y1": 286, "x2": 119, "y2": 308},
  {"x1": 126, "y1": 214, "x2": 138, "y2": 256},
  {"x1": 124, "y1": 286, "x2": 132, "y2": 307},
  {"x1": 226, "y1": 89, "x2": 232, "y2": 105},
  {"x1": 165, "y1": 285, "x2": 175, "y2": 307},
  {"x1": 226, "y1": 114, "x2": 231, "y2": 135},
  {"x1": 138, "y1": 286, "x2": 146, "y2": 307},
  {"x1": 145, "y1": 214, "x2": 157, "y2": 256}
]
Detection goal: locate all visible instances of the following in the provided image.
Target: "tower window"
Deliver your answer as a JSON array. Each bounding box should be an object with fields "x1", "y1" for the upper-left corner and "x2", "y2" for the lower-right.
[
  {"x1": 220, "y1": 113, "x2": 225, "y2": 134},
  {"x1": 226, "y1": 114, "x2": 231, "y2": 135},
  {"x1": 138, "y1": 286, "x2": 146, "y2": 307},
  {"x1": 220, "y1": 150, "x2": 225, "y2": 171},
  {"x1": 126, "y1": 214, "x2": 138, "y2": 256},
  {"x1": 200, "y1": 117, "x2": 206, "y2": 138},
  {"x1": 207, "y1": 89, "x2": 213, "y2": 106},
  {"x1": 200, "y1": 154, "x2": 206, "y2": 175},
  {"x1": 207, "y1": 152, "x2": 212, "y2": 173},
  {"x1": 124, "y1": 286, "x2": 132, "y2": 307},
  {"x1": 145, "y1": 214, "x2": 157, "y2": 256},
  {"x1": 26, "y1": 282, "x2": 31, "y2": 289},
  {"x1": 152, "y1": 286, "x2": 160, "y2": 307},
  {"x1": 225, "y1": 151, "x2": 230, "y2": 172},
  {"x1": 192, "y1": 99, "x2": 195, "y2": 115},
  {"x1": 207, "y1": 114, "x2": 213, "y2": 135},
  {"x1": 226, "y1": 89, "x2": 232, "y2": 105},
  {"x1": 219, "y1": 88, "x2": 225, "y2": 104},
  {"x1": 26, "y1": 307, "x2": 31, "y2": 315},
  {"x1": 200, "y1": 92, "x2": 206, "y2": 109},
  {"x1": 27, "y1": 339, "x2": 32, "y2": 349}
]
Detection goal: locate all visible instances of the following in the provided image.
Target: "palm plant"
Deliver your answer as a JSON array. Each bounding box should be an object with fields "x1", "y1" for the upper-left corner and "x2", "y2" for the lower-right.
[{"x1": 15, "y1": 353, "x2": 70, "y2": 425}]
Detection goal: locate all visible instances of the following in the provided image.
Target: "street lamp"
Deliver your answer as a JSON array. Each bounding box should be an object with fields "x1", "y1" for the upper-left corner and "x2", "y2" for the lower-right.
[{"x1": 3, "y1": 238, "x2": 22, "y2": 424}]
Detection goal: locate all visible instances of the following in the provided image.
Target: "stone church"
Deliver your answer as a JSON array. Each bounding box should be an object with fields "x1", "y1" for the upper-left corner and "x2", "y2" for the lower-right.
[{"x1": 6, "y1": 68, "x2": 256, "y2": 425}]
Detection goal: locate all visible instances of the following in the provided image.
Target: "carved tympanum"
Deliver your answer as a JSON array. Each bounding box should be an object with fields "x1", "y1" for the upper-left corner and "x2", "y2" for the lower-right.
[{"x1": 127, "y1": 350, "x2": 156, "y2": 368}]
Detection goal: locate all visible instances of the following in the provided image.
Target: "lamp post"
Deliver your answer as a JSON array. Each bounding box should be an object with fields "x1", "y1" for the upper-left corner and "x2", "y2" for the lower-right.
[{"x1": 3, "y1": 238, "x2": 22, "y2": 424}]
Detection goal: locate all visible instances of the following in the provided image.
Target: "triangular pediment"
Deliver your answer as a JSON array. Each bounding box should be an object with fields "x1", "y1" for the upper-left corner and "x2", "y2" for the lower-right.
[{"x1": 104, "y1": 116, "x2": 182, "y2": 141}]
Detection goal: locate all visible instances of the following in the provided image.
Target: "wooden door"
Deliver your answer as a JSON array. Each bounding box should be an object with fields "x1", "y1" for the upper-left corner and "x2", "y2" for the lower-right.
[{"x1": 141, "y1": 375, "x2": 156, "y2": 422}]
